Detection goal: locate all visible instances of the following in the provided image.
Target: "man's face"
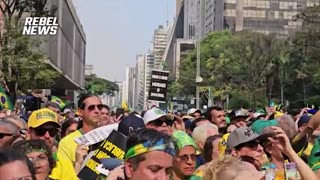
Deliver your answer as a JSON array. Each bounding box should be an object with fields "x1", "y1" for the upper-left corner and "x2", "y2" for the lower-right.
[
  {"x1": 126, "y1": 151, "x2": 173, "y2": 180},
  {"x1": 146, "y1": 117, "x2": 173, "y2": 135},
  {"x1": 79, "y1": 96, "x2": 102, "y2": 127},
  {"x1": 0, "y1": 125, "x2": 15, "y2": 149},
  {"x1": 193, "y1": 112, "x2": 201, "y2": 118},
  {"x1": 211, "y1": 110, "x2": 226, "y2": 128},
  {"x1": 233, "y1": 118, "x2": 247, "y2": 128},
  {"x1": 0, "y1": 160, "x2": 33, "y2": 180},
  {"x1": 173, "y1": 146, "x2": 196, "y2": 176},
  {"x1": 100, "y1": 107, "x2": 110, "y2": 126},
  {"x1": 29, "y1": 123, "x2": 59, "y2": 149},
  {"x1": 232, "y1": 140, "x2": 265, "y2": 167}
]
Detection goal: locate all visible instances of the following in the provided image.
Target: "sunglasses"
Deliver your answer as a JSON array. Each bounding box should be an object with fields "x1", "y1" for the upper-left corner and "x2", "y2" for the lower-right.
[
  {"x1": 87, "y1": 104, "x2": 103, "y2": 111},
  {"x1": 0, "y1": 132, "x2": 13, "y2": 139},
  {"x1": 149, "y1": 119, "x2": 174, "y2": 127},
  {"x1": 236, "y1": 140, "x2": 260, "y2": 151},
  {"x1": 34, "y1": 128, "x2": 59, "y2": 137},
  {"x1": 177, "y1": 154, "x2": 197, "y2": 162}
]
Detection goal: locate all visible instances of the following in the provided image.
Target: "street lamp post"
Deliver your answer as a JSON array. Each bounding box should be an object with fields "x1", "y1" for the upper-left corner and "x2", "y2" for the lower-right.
[{"x1": 196, "y1": 0, "x2": 202, "y2": 109}]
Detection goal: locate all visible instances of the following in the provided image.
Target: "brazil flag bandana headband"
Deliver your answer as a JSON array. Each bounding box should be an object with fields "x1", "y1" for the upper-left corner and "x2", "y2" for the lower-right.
[{"x1": 125, "y1": 138, "x2": 176, "y2": 160}]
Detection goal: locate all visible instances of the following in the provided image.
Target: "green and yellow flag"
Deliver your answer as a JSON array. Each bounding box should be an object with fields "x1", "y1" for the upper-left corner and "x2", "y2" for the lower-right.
[
  {"x1": 51, "y1": 96, "x2": 66, "y2": 109},
  {"x1": 0, "y1": 86, "x2": 13, "y2": 110}
]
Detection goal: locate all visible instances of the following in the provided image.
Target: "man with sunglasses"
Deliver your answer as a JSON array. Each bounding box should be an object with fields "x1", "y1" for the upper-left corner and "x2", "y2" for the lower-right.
[
  {"x1": 27, "y1": 108, "x2": 60, "y2": 151},
  {"x1": 0, "y1": 119, "x2": 19, "y2": 149},
  {"x1": 57, "y1": 95, "x2": 102, "y2": 165},
  {"x1": 143, "y1": 108, "x2": 174, "y2": 135},
  {"x1": 227, "y1": 127, "x2": 265, "y2": 169}
]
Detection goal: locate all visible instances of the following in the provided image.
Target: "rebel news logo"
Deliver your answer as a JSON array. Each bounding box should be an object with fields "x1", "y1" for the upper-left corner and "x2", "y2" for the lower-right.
[{"x1": 22, "y1": 17, "x2": 58, "y2": 35}]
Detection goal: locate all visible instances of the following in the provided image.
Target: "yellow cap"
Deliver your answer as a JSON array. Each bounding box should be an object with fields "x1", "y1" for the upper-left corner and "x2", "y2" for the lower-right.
[{"x1": 27, "y1": 108, "x2": 60, "y2": 128}]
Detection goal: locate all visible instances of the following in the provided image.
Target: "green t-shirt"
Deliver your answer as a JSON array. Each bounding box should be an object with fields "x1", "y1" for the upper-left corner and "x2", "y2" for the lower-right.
[{"x1": 308, "y1": 137, "x2": 320, "y2": 171}]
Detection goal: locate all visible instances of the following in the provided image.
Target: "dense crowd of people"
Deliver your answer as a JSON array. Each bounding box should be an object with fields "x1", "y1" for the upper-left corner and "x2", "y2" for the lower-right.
[{"x1": 1, "y1": 94, "x2": 320, "y2": 180}]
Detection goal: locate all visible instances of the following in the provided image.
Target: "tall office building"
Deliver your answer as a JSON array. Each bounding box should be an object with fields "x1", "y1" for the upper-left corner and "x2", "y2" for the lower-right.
[
  {"x1": 224, "y1": 0, "x2": 319, "y2": 36},
  {"x1": 135, "y1": 54, "x2": 145, "y2": 110},
  {"x1": 184, "y1": 0, "x2": 198, "y2": 39},
  {"x1": 153, "y1": 25, "x2": 169, "y2": 70},
  {"x1": 127, "y1": 67, "x2": 136, "y2": 109},
  {"x1": 144, "y1": 53, "x2": 155, "y2": 109},
  {"x1": 176, "y1": 0, "x2": 184, "y2": 16},
  {"x1": 204, "y1": 0, "x2": 225, "y2": 34}
]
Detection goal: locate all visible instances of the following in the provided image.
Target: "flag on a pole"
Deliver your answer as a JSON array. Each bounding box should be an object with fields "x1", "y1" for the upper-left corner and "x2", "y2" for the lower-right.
[{"x1": 0, "y1": 86, "x2": 13, "y2": 110}]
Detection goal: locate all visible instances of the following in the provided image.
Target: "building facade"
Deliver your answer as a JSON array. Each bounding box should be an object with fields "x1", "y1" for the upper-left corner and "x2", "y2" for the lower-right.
[
  {"x1": 204, "y1": 0, "x2": 225, "y2": 34},
  {"x1": 153, "y1": 25, "x2": 169, "y2": 70},
  {"x1": 224, "y1": 0, "x2": 319, "y2": 36},
  {"x1": 134, "y1": 54, "x2": 145, "y2": 110},
  {"x1": 184, "y1": 0, "x2": 198, "y2": 39},
  {"x1": 42, "y1": 0, "x2": 86, "y2": 90},
  {"x1": 127, "y1": 67, "x2": 136, "y2": 109},
  {"x1": 144, "y1": 53, "x2": 155, "y2": 109}
]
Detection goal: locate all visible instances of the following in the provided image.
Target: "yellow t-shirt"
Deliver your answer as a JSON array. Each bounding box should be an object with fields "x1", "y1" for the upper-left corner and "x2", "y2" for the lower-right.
[
  {"x1": 49, "y1": 155, "x2": 78, "y2": 180},
  {"x1": 57, "y1": 130, "x2": 82, "y2": 164}
]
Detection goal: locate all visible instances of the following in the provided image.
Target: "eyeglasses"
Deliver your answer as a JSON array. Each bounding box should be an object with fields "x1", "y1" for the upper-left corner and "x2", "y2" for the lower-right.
[
  {"x1": 236, "y1": 140, "x2": 260, "y2": 151},
  {"x1": 177, "y1": 154, "x2": 197, "y2": 162},
  {"x1": 87, "y1": 104, "x2": 103, "y2": 111},
  {"x1": 0, "y1": 132, "x2": 13, "y2": 139},
  {"x1": 28, "y1": 154, "x2": 48, "y2": 164},
  {"x1": 34, "y1": 128, "x2": 58, "y2": 137},
  {"x1": 149, "y1": 119, "x2": 174, "y2": 127}
]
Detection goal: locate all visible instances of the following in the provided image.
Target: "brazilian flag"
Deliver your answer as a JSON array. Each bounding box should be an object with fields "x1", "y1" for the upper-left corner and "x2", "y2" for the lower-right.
[
  {"x1": 0, "y1": 86, "x2": 13, "y2": 110},
  {"x1": 51, "y1": 96, "x2": 66, "y2": 109}
]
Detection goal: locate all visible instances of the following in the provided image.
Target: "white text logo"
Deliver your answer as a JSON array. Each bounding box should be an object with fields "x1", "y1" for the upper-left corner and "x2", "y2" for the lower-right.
[{"x1": 23, "y1": 17, "x2": 58, "y2": 35}]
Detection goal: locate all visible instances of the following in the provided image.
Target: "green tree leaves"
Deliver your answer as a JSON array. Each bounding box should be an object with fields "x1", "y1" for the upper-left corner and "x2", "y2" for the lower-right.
[{"x1": 85, "y1": 74, "x2": 119, "y2": 95}]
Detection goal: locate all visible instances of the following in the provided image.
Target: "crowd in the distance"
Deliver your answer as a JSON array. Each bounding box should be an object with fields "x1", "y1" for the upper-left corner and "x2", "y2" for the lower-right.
[{"x1": 1, "y1": 93, "x2": 320, "y2": 180}]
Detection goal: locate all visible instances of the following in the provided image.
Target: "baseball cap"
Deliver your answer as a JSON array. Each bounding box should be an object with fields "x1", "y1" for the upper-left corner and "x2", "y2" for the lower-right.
[
  {"x1": 118, "y1": 113, "x2": 145, "y2": 136},
  {"x1": 63, "y1": 108, "x2": 72, "y2": 114},
  {"x1": 251, "y1": 119, "x2": 278, "y2": 134},
  {"x1": 172, "y1": 130, "x2": 200, "y2": 155},
  {"x1": 227, "y1": 127, "x2": 260, "y2": 150},
  {"x1": 27, "y1": 108, "x2": 60, "y2": 128},
  {"x1": 143, "y1": 108, "x2": 174, "y2": 125},
  {"x1": 187, "y1": 108, "x2": 201, "y2": 116},
  {"x1": 230, "y1": 109, "x2": 249, "y2": 121},
  {"x1": 298, "y1": 115, "x2": 311, "y2": 128}
]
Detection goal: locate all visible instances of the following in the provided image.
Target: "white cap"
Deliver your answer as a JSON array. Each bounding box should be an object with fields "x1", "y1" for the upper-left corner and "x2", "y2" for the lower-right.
[
  {"x1": 187, "y1": 108, "x2": 201, "y2": 116},
  {"x1": 143, "y1": 108, "x2": 174, "y2": 125},
  {"x1": 63, "y1": 108, "x2": 72, "y2": 114}
]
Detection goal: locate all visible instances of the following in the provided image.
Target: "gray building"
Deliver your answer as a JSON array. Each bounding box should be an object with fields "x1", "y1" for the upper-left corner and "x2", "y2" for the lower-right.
[
  {"x1": 135, "y1": 54, "x2": 145, "y2": 110},
  {"x1": 224, "y1": 0, "x2": 319, "y2": 36},
  {"x1": 204, "y1": 0, "x2": 225, "y2": 34},
  {"x1": 184, "y1": 0, "x2": 198, "y2": 39},
  {"x1": 41, "y1": 0, "x2": 86, "y2": 91},
  {"x1": 144, "y1": 53, "x2": 155, "y2": 109},
  {"x1": 153, "y1": 25, "x2": 170, "y2": 70},
  {"x1": 127, "y1": 67, "x2": 136, "y2": 109}
]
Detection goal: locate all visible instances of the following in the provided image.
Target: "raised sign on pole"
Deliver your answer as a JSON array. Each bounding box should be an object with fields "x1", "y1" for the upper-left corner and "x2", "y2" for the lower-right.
[{"x1": 148, "y1": 70, "x2": 169, "y2": 102}]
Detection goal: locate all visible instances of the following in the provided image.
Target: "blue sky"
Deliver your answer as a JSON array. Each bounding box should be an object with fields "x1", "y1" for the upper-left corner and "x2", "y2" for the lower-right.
[{"x1": 73, "y1": 0, "x2": 175, "y2": 81}]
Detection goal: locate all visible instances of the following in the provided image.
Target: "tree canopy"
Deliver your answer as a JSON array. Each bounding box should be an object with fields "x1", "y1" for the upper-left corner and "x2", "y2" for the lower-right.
[
  {"x1": 85, "y1": 74, "x2": 119, "y2": 95},
  {"x1": 173, "y1": 5, "x2": 320, "y2": 109}
]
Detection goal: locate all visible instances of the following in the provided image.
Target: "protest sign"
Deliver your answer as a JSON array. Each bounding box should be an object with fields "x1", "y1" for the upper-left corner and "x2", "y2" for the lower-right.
[{"x1": 78, "y1": 130, "x2": 127, "y2": 180}]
